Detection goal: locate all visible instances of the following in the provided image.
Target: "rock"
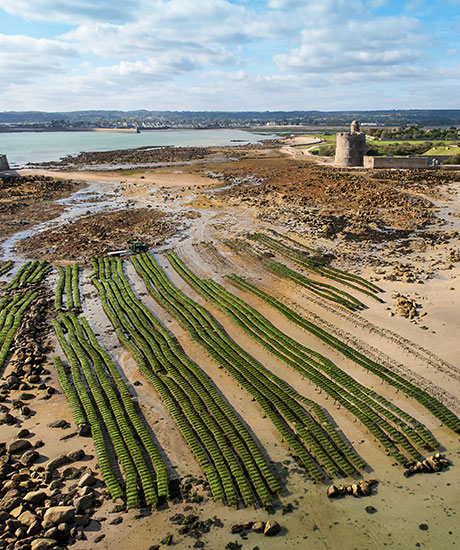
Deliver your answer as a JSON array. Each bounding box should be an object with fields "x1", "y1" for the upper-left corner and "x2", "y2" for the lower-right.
[
  {"x1": 24, "y1": 490, "x2": 47, "y2": 506},
  {"x1": 327, "y1": 485, "x2": 339, "y2": 498},
  {"x1": 74, "y1": 514, "x2": 91, "y2": 527},
  {"x1": 78, "y1": 473, "x2": 96, "y2": 487},
  {"x1": 264, "y1": 520, "x2": 281, "y2": 537},
  {"x1": 46, "y1": 455, "x2": 70, "y2": 471},
  {"x1": 43, "y1": 527, "x2": 59, "y2": 539},
  {"x1": 42, "y1": 506, "x2": 75, "y2": 527},
  {"x1": 77, "y1": 423, "x2": 90, "y2": 436},
  {"x1": 252, "y1": 521, "x2": 265, "y2": 533},
  {"x1": 0, "y1": 490, "x2": 22, "y2": 512},
  {"x1": 62, "y1": 466, "x2": 80, "y2": 479},
  {"x1": 359, "y1": 481, "x2": 371, "y2": 496},
  {"x1": 231, "y1": 524, "x2": 243, "y2": 534},
  {"x1": 74, "y1": 494, "x2": 94, "y2": 514},
  {"x1": 10, "y1": 505, "x2": 26, "y2": 518},
  {"x1": 26, "y1": 520, "x2": 42, "y2": 537},
  {"x1": 18, "y1": 510, "x2": 39, "y2": 528},
  {"x1": 6, "y1": 375, "x2": 19, "y2": 389},
  {"x1": 16, "y1": 429, "x2": 30, "y2": 438},
  {"x1": 31, "y1": 538, "x2": 57, "y2": 550},
  {"x1": 48, "y1": 420, "x2": 68, "y2": 429},
  {"x1": 110, "y1": 516, "x2": 123, "y2": 525},
  {"x1": 67, "y1": 449, "x2": 85, "y2": 462},
  {"x1": 0, "y1": 412, "x2": 16, "y2": 425},
  {"x1": 18, "y1": 393, "x2": 35, "y2": 401},
  {"x1": 351, "y1": 484, "x2": 360, "y2": 498},
  {"x1": 8, "y1": 440, "x2": 32, "y2": 455},
  {"x1": 21, "y1": 449, "x2": 39, "y2": 467}
]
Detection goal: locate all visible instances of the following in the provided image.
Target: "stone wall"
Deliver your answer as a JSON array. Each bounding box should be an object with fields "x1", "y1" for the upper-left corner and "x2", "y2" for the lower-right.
[
  {"x1": 0, "y1": 154, "x2": 9, "y2": 171},
  {"x1": 335, "y1": 133, "x2": 366, "y2": 167},
  {"x1": 363, "y1": 156, "x2": 430, "y2": 169}
]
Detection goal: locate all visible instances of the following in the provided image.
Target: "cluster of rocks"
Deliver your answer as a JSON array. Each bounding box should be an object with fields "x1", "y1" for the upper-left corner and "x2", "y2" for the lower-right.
[
  {"x1": 326, "y1": 479, "x2": 378, "y2": 499},
  {"x1": 404, "y1": 453, "x2": 450, "y2": 478},
  {"x1": 0, "y1": 442, "x2": 104, "y2": 550},
  {"x1": 167, "y1": 513, "x2": 218, "y2": 545},
  {"x1": 0, "y1": 297, "x2": 53, "y2": 425},
  {"x1": 392, "y1": 294, "x2": 420, "y2": 319},
  {"x1": 384, "y1": 263, "x2": 427, "y2": 283},
  {"x1": 448, "y1": 249, "x2": 460, "y2": 262},
  {"x1": 231, "y1": 519, "x2": 281, "y2": 537}
]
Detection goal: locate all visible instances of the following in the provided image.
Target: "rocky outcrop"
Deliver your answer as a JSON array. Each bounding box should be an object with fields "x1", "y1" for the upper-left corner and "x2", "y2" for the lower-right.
[
  {"x1": 404, "y1": 453, "x2": 450, "y2": 477},
  {"x1": 327, "y1": 479, "x2": 378, "y2": 499}
]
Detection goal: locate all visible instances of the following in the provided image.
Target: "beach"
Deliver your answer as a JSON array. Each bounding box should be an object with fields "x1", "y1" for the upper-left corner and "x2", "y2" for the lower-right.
[{"x1": 1, "y1": 144, "x2": 459, "y2": 549}]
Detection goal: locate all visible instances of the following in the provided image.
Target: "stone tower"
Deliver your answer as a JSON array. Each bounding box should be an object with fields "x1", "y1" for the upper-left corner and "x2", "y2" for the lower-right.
[
  {"x1": 334, "y1": 121, "x2": 366, "y2": 167},
  {"x1": 0, "y1": 154, "x2": 9, "y2": 171}
]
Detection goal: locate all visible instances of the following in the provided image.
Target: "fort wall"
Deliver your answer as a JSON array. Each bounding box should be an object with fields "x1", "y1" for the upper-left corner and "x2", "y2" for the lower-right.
[{"x1": 363, "y1": 156, "x2": 430, "y2": 169}]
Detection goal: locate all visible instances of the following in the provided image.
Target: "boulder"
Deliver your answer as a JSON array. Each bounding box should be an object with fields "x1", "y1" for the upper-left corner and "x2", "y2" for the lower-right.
[
  {"x1": 42, "y1": 506, "x2": 75, "y2": 527},
  {"x1": 27, "y1": 520, "x2": 42, "y2": 536},
  {"x1": 74, "y1": 494, "x2": 94, "y2": 514},
  {"x1": 18, "y1": 510, "x2": 39, "y2": 528},
  {"x1": 77, "y1": 423, "x2": 90, "y2": 436},
  {"x1": 327, "y1": 485, "x2": 339, "y2": 498},
  {"x1": 31, "y1": 539, "x2": 57, "y2": 550},
  {"x1": 359, "y1": 481, "x2": 371, "y2": 497},
  {"x1": 21, "y1": 449, "x2": 39, "y2": 467},
  {"x1": 264, "y1": 520, "x2": 281, "y2": 537},
  {"x1": 46, "y1": 455, "x2": 70, "y2": 471},
  {"x1": 0, "y1": 489, "x2": 22, "y2": 511},
  {"x1": 0, "y1": 412, "x2": 16, "y2": 424},
  {"x1": 78, "y1": 473, "x2": 96, "y2": 488},
  {"x1": 48, "y1": 420, "x2": 68, "y2": 429},
  {"x1": 252, "y1": 521, "x2": 265, "y2": 533},
  {"x1": 8, "y1": 440, "x2": 32, "y2": 455},
  {"x1": 24, "y1": 490, "x2": 47, "y2": 506},
  {"x1": 67, "y1": 449, "x2": 85, "y2": 462}
]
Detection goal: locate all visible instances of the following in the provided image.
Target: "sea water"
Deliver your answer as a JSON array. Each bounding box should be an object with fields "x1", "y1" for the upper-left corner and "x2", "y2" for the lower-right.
[{"x1": 0, "y1": 128, "x2": 276, "y2": 167}]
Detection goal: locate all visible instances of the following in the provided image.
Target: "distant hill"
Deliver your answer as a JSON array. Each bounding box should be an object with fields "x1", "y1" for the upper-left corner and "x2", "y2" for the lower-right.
[{"x1": 1, "y1": 109, "x2": 460, "y2": 127}]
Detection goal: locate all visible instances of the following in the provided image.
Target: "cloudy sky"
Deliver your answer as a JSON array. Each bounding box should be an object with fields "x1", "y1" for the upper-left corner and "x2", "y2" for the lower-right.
[{"x1": 1, "y1": 0, "x2": 459, "y2": 111}]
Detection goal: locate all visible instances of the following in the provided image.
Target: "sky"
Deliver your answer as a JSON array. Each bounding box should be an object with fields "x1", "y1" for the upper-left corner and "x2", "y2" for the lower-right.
[{"x1": 1, "y1": 0, "x2": 460, "y2": 112}]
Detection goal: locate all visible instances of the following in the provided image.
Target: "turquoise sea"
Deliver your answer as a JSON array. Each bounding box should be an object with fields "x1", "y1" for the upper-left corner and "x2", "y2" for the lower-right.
[{"x1": 0, "y1": 129, "x2": 276, "y2": 167}]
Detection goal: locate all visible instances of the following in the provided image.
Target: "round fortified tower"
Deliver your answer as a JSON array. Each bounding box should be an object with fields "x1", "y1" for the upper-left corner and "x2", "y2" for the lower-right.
[{"x1": 334, "y1": 121, "x2": 366, "y2": 167}]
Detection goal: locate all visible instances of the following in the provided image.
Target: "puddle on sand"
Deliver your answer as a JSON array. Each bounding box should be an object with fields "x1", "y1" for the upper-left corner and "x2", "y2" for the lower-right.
[{"x1": 0, "y1": 181, "x2": 123, "y2": 265}]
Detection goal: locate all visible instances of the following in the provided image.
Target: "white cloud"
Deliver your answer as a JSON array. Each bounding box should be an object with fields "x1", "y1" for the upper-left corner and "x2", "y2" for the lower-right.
[
  {"x1": 0, "y1": 34, "x2": 78, "y2": 84},
  {"x1": 275, "y1": 10, "x2": 425, "y2": 80},
  {"x1": 0, "y1": 0, "x2": 457, "y2": 110},
  {"x1": 0, "y1": 0, "x2": 141, "y2": 23}
]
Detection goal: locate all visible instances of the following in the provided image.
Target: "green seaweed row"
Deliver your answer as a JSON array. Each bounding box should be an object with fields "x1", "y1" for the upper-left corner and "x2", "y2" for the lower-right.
[
  {"x1": 133, "y1": 251, "x2": 364, "y2": 481},
  {"x1": 267, "y1": 261, "x2": 365, "y2": 310},
  {"x1": 248, "y1": 232, "x2": 384, "y2": 299},
  {"x1": 52, "y1": 319, "x2": 124, "y2": 501},
  {"x1": 166, "y1": 252, "x2": 436, "y2": 464},
  {"x1": 226, "y1": 275, "x2": 460, "y2": 435},
  {"x1": 5, "y1": 260, "x2": 51, "y2": 290},
  {"x1": 93, "y1": 256, "x2": 280, "y2": 506},
  {"x1": 0, "y1": 261, "x2": 13, "y2": 276}
]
